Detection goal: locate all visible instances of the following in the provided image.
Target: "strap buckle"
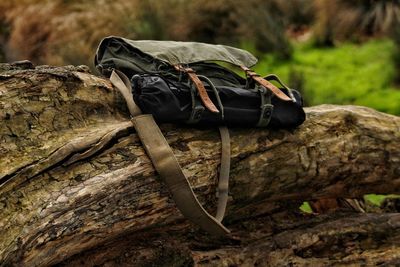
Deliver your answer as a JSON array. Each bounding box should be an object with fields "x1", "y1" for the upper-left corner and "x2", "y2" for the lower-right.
[
  {"x1": 257, "y1": 104, "x2": 274, "y2": 127},
  {"x1": 188, "y1": 105, "x2": 205, "y2": 124},
  {"x1": 186, "y1": 83, "x2": 205, "y2": 124},
  {"x1": 257, "y1": 87, "x2": 274, "y2": 127}
]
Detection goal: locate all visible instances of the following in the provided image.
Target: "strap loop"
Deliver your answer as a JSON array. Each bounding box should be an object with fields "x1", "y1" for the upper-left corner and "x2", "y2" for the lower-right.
[
  {"x1": 240, "y1": 66, "x2": 294, "y2": 102},
  {"x1": 174, "y1": 65, "x2": 220, "y2": 113},
  {"x1": 265, "y1": 74, "x2": 297, "y2": 103},
  {"x1": 197, "y1": 74, "x2": 225, "y2": 120}
]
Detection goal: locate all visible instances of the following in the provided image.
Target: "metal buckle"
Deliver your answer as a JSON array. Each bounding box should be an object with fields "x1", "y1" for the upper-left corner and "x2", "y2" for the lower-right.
[
  {"x1": 187, "y1": 84, "x2": 205, "y2": 124},
  {"x1": 257, "y1": 104, "x2": 274, "y2": 127},
  {"x1": 188, "y1": 105, "x2": 205, "y2": 124}
]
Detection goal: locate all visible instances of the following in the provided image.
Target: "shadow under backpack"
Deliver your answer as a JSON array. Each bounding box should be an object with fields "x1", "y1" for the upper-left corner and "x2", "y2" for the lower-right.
[{"x1": 95, "y1": 36, "x2": 306, "y2": 237}]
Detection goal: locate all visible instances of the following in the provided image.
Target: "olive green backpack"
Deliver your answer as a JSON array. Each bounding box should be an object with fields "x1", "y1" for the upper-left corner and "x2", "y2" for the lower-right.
[{"x1": 95, "y1": 36, "x2": 305, "y2": 236}]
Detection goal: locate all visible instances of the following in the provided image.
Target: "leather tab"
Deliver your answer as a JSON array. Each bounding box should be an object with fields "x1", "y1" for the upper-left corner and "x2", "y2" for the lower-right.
[
  {"x1": 240, "y1": 66, "x2": 293, "y2": 102},
  {"x1": 175, "y1": 65, "x2": 220, "y2": 113}
]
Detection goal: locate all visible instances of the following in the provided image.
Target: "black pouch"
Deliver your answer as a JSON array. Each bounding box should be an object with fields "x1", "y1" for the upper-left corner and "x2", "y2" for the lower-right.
[{"x1": 131, "y1": 74, "x2": 305, "y2": 128}]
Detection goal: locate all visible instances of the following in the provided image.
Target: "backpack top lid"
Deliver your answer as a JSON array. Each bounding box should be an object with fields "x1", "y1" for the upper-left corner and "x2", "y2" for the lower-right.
[{"x1": 95, "y1": 36, "x2": 258, "y2": 72}]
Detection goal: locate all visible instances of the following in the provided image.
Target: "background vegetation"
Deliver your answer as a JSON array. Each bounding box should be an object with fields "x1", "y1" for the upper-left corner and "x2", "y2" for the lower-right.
[
  {"x1": 0, "y1": 0, "x2": 399, "y2": 208},
  {"x1": 0, "y1": 0, "x2": 399, "y2": 115}
]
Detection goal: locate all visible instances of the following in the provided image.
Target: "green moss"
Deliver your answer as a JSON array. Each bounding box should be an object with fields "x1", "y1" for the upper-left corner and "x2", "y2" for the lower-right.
[
  {"x1": 364, "y1": 194, "x2": 400, "y2": 206},
  {"x1": 300, "y1": 201, "x2": 313, "y2": 213}
]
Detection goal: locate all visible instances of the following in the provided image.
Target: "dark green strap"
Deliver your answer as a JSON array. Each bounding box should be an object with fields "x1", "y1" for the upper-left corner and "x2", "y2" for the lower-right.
[
  {"x1": 110, "y1": 70, "x2": 231, "y2": 236},
  {"x1": 197, "y1": 75, "x2": 225, "y2": 120},
  {"x1": 264, "y1": 74, "x2": 289, "y2": 89},
  {"x1": 264, "y1": 74, "x2": 296, "y2": 103}
]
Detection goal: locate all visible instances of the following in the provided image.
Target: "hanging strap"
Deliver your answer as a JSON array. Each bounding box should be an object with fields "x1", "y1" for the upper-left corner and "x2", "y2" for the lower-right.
[
  {"x1": 110, "y1": 70, "x2": 142, "y2": 117},
  {"x1": 174, "y1": 65, "x2": 220, "y2": 113},
  {"x1": 240, "y1": 66, "x2": 293, "y2": 102},
  {"x1": 110, "y1": 70, "x2": 231, "y2": 236},
  {"x1": 216, "y1": 126, "x2": 230, "y2": 222}
]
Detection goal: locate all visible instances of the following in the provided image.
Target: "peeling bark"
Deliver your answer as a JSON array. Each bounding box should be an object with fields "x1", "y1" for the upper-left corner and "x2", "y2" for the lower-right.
[{"x1": 0, "y1": 63, "x2": 399, "y2": 266}]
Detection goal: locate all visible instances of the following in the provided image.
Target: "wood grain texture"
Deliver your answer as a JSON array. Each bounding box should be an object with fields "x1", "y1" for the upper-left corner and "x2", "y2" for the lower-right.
[{"x1": 0, "y1": 63, "x2": 399, "y2": 266}]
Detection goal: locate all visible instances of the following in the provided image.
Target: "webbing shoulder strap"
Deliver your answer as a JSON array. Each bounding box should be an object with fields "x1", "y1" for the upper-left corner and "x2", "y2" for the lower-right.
[
  {"x1": 216, "y1": 126, "x2": 230, "y2": 222},
  {"x1": 110, "y1": 70, "x2": 142, "y2": 116},
  {"x1": 110, "y1": 70, "x2": 231, "y2": 236}
]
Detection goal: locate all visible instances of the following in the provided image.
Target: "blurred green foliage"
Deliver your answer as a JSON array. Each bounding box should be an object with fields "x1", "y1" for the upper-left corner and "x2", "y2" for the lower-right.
[
  {"x1": 253, "y1": 39, "x2": 400, "y2": 115},
  {"x1": 364, "y1": 194, "x2": 390, "y2": 206}
]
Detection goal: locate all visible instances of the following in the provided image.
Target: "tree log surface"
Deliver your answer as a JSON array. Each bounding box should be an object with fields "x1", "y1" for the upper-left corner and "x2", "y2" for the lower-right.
[{"x1": 0, "y1": 64, "x2": 399, "y2": 266}]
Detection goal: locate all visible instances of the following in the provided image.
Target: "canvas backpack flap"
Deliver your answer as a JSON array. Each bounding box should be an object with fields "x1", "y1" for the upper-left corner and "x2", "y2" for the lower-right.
[
  {"x1": 124, "y1": 39, "x2": 257, "y2": 66},
  {"x1": 95, "y1": 37, "x2": 168, "y2": 77},
  {"x1": 96, "y1": 36, "x2": 258, "y2": 68},
  {"x1": 95, "y1": 36, "x2": 254, "y2": 87}
]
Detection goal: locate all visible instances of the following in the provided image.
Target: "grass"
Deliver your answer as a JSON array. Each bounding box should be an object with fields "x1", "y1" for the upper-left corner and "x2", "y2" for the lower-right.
[
  {"x1": 253, "y1": 39, "x2": 400, "y2": 115},
  {"x1": 299, "y1": 195, "x2": 399, "y2": 214}
]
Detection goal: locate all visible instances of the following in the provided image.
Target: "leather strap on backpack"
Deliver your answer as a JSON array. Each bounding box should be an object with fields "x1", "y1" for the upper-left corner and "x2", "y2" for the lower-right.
[
  {"x1": 174, "y1": 65, "x2": 220, "y2": 113},
  {"x1": 110, "y1": 70, "x2": 231, "y2": 236},
  {"x1": 240, "y1": 66, "x2": 293, "y2": 102}
]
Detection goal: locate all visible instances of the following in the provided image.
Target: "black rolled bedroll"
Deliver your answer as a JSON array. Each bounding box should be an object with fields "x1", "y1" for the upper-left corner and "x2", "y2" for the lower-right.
[{"x1": 130, "y1": 73, "x2": 305, "y2": 128}]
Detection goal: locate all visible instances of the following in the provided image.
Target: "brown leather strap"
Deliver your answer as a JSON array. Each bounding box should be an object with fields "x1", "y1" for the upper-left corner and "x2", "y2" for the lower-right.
[
  {"x1": 240, "y1": 66, "x2": 293, "y2": 102},
  {"x1": 174, "y1": 65, "x2": 220, "y2": 113},
  {"x1": 110, "y1": 70, "x2": 231, "y2": 236}
]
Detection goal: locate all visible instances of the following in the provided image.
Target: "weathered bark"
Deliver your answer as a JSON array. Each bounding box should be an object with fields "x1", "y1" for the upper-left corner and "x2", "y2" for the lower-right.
[
  {"x1": 0, "y1": 63, "x2": 399, "y2": 266},
  {"x1": 61, "y1": 212, "x2": 400, "y2": 267}
]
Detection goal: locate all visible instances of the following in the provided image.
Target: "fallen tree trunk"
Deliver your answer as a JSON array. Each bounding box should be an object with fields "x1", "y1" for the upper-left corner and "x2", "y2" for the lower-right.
[{"x1": 0, "y1": 63, "x2": 399, "y2": 266}]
